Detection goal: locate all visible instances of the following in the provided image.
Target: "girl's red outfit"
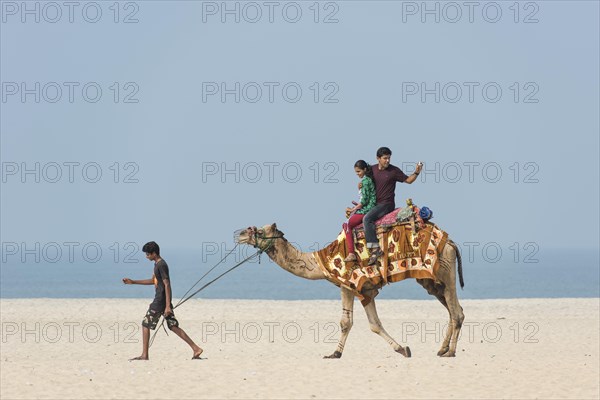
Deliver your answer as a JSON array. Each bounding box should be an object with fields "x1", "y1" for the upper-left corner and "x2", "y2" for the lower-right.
[
  {"x1": 344, "y1": 175, "x2": 376, "y2": 257},
  {"x1": 344, "y1": 214, "x2": 364, "y2": 254}
]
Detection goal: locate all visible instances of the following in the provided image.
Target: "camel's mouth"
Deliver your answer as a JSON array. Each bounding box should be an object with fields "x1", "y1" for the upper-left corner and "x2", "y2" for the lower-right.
[{"x1": 234, "y1": 226, "x2": 256, "y2": 245}]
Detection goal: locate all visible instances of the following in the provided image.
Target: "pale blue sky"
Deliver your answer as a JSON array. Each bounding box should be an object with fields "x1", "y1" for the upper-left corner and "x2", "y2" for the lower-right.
[{"x1": 2, "y1": 1, "x2": 599, "y2": 261}]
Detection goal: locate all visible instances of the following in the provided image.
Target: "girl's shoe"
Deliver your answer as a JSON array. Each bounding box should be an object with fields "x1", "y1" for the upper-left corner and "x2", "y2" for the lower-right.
[{"x1": 344, "y1": 253, "x2": 357, "y2": 262}]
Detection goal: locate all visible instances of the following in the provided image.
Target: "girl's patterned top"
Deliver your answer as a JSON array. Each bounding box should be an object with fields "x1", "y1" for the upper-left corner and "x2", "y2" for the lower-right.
[{"x1": 356, "y1": 176, "x2": 376, "y2": 215}]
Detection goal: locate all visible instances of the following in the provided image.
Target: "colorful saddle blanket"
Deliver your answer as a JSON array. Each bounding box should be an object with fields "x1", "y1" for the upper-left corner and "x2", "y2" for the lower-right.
[
  {"x1": 314, "y1": 210, "x2": 448, "y2": 301},
  {"x1": 353, "y1": 207, "x2": 417, "y2": 236},
  {"x1": 357, "y1": 207, "x2": 402, "y2": 228}
]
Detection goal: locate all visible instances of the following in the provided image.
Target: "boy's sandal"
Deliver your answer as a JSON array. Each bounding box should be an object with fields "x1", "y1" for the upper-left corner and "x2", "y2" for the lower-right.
[{"x1": 368, "y1": 248, "x2": 383, "y2": 266}]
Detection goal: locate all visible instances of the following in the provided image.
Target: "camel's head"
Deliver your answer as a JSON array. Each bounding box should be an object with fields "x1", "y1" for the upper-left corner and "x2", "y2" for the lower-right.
[{"x1": 235, "y1": 223, "x2": 284, "y2": 252}]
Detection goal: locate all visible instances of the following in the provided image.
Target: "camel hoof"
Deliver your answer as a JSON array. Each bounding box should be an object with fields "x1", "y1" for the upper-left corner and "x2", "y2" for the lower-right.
[
  {"x1": 440, "y1": 351, "x2": 456, "y2": 357},
  {"x1": 437, "y1": 348, "x2": 449, "y2": 356},
  {"x1": 396, "y1": 346, "x2": 411, "y2": 358},
  {"x1": 323, "y1": 351, "x2": 342, "y2": 359}
]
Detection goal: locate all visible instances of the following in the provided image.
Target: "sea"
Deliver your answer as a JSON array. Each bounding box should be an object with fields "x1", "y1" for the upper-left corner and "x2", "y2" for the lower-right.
[{"x1": 1, "y1": 248, "x2": 598, "y2": 300}]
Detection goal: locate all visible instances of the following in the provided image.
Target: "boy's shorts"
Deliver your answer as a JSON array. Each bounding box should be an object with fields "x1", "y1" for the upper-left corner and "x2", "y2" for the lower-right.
[{"x1": 142, "y1": 308, "x2": 179, "y2": 330}]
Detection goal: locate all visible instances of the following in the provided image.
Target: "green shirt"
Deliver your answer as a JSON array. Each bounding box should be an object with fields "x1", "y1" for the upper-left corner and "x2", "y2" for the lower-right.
[{"x1": 356, "y1": 176, "x2": 376, "y2": 215}]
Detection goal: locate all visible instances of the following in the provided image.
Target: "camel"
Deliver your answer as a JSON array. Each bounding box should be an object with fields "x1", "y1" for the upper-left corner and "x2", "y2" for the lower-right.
[{"x1": 235, "y1": 223, "x2": 465, "y2": 358}]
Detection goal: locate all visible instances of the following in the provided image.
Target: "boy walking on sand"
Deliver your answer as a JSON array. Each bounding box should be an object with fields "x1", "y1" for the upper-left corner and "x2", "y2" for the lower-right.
[{"x1": 123, "y1": 241, "x2": 203, "y2": 360}]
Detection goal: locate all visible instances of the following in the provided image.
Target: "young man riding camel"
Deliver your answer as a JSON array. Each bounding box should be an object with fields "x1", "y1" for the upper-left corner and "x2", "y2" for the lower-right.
[{"x1": 364, "y1": 147, "x2": 423, "y2": 265}]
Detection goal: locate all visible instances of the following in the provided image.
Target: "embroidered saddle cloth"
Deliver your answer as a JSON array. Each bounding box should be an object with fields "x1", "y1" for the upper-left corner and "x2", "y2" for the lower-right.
[
  {"x1": 313, "y1": 213, "x2": 448, "y2": 300},
  {"x1": 352, "y1": 207, "x2": 417, "y2": 238}
]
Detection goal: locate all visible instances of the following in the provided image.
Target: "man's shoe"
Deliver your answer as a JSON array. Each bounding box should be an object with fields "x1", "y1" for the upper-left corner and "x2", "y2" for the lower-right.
[{"x1": 368, "y1": 247, "x2": 383, "y2": 266}]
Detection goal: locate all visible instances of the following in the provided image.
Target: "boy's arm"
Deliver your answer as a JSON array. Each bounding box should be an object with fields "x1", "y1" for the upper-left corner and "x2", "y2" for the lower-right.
[
  {"x1": 163, "y1": 279, "x2": 173, "y2": 315},
  {"x1": 404, "y1": 173, "x2": 418, "y2": 184},
  {"x1": 122, "y1": 278, "x2": 154, "y2": 285},
  {"x1": 404, "y1": 162, "x2": 423, "y2": 184}
]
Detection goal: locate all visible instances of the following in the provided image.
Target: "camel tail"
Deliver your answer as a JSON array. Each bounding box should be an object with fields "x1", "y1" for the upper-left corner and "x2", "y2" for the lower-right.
[{"x1": 449, "y1": 240, "x2": 464, "y2": 289}]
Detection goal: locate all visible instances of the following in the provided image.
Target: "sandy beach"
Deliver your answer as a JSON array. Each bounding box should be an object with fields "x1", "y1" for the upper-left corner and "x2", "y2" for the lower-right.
[{"x1": 1, "y1": 298, "x2": 598, "y2": 399}]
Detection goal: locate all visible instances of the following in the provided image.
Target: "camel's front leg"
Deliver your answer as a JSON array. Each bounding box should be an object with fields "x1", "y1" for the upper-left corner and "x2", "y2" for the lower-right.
[
  {"x1": 362, "y1": 289, "x2": 411, "y2": 357},
  {"x1": 324, "y1": 287, "x2": 355, "y2": 359}
]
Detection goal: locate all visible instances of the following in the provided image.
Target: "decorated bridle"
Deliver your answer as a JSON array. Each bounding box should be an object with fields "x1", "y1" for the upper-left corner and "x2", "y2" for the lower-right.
[{"x1": 247, "y1": 226, "x2": 284, "y2": 253}]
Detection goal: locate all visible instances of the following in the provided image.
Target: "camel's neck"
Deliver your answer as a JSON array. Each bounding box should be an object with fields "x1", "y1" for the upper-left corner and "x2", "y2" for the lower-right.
[{"x1": 264, "y1": 238, "x2": 325, "y2": 280}]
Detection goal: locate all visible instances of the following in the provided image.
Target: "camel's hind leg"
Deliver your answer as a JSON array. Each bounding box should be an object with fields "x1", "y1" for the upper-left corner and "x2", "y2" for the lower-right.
[
  {"x1": 441, "y1": 285, "x2": 464, "y2": 357},
  {"x1": 362, "y1": 288, "x2": 411, "y2": 357},
  {"x1": 435, "y1": 242, "x2": 465, "y2": 357},
  {"x1": 324, "y1": 287, "x2": 355, "y2": 359},
  {"x1": 416, "y1": 278, "x2": 454, "y2": 356}
]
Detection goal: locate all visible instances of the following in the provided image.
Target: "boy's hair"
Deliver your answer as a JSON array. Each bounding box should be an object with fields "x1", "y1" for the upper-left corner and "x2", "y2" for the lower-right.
[
  {"x1": 376, "y1": 147, "x2": 392, "y2": 158},
  {"x1": 142, "y1": 241, "x2": 160, "y2": 255}
]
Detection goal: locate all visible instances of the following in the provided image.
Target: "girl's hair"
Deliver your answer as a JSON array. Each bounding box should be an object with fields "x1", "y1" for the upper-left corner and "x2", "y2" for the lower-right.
[{"x1": 354, "y1": 160, "x2": 374, "y2": 182}]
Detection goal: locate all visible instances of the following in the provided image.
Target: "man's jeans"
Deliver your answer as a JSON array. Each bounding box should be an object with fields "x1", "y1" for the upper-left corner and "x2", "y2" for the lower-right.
[{"x1": 363, "y1": 203, "x2": 395, "y2": 247}]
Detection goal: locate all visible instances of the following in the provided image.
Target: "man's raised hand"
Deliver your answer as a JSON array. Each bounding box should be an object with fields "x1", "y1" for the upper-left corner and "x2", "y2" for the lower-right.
[{"x1": 416, "y1": 162, "x2": 423, "y2": 174}]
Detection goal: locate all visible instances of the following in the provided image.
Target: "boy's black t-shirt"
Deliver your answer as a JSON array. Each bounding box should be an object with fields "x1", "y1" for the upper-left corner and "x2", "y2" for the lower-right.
[
  {"x1": 150, "y1": 259, "x2": 173, "y2": 311},
  {"x1": 371, "y1": 164, "x2": 408, "y2": 209}
]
